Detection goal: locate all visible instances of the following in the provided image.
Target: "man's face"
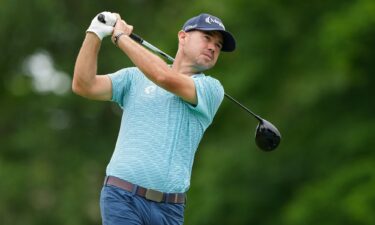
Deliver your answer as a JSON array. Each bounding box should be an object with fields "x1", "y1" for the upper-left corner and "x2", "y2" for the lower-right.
[{"x1": 180, "y1": 30, "x2": 223, "y2": 71}]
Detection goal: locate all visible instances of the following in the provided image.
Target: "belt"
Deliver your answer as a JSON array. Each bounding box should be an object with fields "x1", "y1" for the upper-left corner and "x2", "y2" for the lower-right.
[{"x1": 104, "y1": 176, "x2": 186, "y2": 204}]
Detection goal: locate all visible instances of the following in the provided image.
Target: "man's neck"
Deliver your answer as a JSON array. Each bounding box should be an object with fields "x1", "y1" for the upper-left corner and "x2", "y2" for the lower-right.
[{"x1": 171, "y1": 55, "x2": 204, "y2": 76}]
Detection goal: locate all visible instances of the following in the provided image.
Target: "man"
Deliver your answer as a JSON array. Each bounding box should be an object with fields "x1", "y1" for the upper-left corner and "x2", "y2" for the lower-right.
[{"x1": 72, "y1": 11, "x2": 236, "y2": 225}]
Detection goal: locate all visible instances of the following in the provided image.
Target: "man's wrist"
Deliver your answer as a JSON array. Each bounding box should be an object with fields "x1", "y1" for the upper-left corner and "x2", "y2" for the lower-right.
[
  {"x1": 86, "y1": 31, "x2": 103, "y2": 41},
  {"x1": 113, "y1": 32, "x2": 126, "y2": 47}
]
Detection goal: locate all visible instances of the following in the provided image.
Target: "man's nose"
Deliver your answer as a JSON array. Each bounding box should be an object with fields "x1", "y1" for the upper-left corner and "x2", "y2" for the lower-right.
[{"x1": 207, "y1": 43, "x2": 215, "y2": 53}]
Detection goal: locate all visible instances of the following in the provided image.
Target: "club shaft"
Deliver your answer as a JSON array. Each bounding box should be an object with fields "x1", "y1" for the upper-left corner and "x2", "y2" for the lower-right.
[
  {"x1": 223, "y1": 93, "x2": 262, "y2": 121},
  {"x1": 97, "y1": 15, "x2": 280, "y2": 150}
]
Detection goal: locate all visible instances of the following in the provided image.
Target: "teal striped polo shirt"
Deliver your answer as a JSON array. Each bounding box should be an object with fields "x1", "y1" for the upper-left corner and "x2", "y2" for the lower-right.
[{"x1": 106, "y1": 67, "x2": 224, "y2": 193}]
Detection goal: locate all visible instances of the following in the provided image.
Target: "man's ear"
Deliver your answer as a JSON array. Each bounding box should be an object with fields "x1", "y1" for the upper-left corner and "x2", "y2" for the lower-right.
[{"x1": 178, "y1": 30, "x2": 187, "y2": 44}]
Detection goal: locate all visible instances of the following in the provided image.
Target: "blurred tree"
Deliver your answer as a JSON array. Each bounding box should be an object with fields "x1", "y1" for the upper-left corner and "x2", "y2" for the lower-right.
[{"x1": 1, "y1": 0, "x2": 374, "y2": 224}]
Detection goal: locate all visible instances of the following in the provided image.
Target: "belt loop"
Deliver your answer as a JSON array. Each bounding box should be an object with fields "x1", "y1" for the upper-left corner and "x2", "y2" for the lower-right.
[
  {"x1": 131, "y1": 184, "x2": 138, "y2": 196},
  {"x1": 103, "y1": 176, "x2": 109, "y2": 186},
  {"x1": 164, "y1": 193, "x2": 169, "y2": 203}
]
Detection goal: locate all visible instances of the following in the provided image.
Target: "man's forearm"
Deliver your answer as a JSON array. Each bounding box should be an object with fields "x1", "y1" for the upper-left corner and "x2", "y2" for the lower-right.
[
  {"x1": 115, "y1": 33, "x2": 197, "y2": 104},
  {"x1": 116, "y1": 35, "x2": 173, "y2": 85},
  {"x1": 72, "y1": 33, "x2": 101, "y2": 92}
]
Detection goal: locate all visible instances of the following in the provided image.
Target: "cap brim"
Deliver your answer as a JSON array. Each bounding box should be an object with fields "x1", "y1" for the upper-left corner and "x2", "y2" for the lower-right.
[
  {"x1": 219, "y1": 30, "x2": 236, "y2": 52},
  {"x1": 189, "y1": 27, "x2": 236, "y2": 52}
]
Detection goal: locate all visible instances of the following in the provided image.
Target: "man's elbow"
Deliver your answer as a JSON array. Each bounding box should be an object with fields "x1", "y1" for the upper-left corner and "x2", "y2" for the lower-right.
[
  {"x1": 71, "y1": 78, "x2": 88, "y2": 97},
  {"x1": 155, "y1": 74, "x2": 168, "y2": 86}
]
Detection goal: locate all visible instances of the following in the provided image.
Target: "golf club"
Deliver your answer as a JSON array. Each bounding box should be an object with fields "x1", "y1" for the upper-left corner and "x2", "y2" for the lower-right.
[{"x1": 98, "y1": 14, "x2": 281, "y2": 151}]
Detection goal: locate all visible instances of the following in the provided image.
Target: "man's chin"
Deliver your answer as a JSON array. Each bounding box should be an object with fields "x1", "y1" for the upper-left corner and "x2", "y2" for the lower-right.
[{"x1": 196, "y1": 62, "x2": 215, "y2": 72}]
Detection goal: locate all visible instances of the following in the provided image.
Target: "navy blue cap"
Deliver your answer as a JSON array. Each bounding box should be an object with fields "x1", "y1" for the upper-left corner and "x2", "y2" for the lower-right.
[{"x1": 182, "y1": 13, "x2": 236, "y2": 52}]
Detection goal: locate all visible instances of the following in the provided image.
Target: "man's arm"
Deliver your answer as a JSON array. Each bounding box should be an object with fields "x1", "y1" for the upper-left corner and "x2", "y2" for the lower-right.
[
  {"x1": 72, "y1": 33, "x2": 112, "y2": 101},
  {"x1": 112, "y1": 15, "x2": 197, "y2": 105},
  {"x1": 72, "y1": 12, "x2": 117, "y2": 101}
]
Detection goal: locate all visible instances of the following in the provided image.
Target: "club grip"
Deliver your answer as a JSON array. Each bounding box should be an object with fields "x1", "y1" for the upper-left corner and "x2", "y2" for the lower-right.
[
  {"x1": 97, "y1": 13, "x2": 144, "y2": 44},
  {"x1": 129, "y1": 33, "x2": 143, "y2": 44},
  {"x1": 98, "y1": 14, "x2": 105, "y2": 23}
]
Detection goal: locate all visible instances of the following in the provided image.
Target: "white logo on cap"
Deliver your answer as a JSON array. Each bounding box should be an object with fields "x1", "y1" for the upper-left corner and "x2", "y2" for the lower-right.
[
  {"x1": 205, "y1": 16, "x2": 225, "y2": 29},
  {"x1": 184, "y1": 24, "x2": 197, "y2": 30}
]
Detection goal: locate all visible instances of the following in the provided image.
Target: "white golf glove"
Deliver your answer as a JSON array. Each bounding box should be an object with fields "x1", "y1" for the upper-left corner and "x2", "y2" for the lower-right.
[{"x1": 86, "y1": 12, "x2": 117, "y2": 40}]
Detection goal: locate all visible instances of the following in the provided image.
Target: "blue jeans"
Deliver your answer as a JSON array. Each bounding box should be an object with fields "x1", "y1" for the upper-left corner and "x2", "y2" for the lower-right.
[{"x1": 100, "y1": 185, "x2": 185, "y2": 225}]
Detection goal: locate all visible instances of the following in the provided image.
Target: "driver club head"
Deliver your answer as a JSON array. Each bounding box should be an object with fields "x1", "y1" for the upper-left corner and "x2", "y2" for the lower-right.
[{"x1": 255, "y1": 119, "x2": 281, "y2": 151}]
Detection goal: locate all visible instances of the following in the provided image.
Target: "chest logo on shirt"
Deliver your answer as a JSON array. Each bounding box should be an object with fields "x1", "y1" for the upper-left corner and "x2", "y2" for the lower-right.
[{"x1": 144, "y1": 85, "x2": 157, "y2": 94}]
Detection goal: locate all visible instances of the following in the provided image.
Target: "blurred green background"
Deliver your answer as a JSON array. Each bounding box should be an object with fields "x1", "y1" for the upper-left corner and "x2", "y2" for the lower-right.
[{"x1": 1, "y1": 0, "x2": 375, "y2": 224}]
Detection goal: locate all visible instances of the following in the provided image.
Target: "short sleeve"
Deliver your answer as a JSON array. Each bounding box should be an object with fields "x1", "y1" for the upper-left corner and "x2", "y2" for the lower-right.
[
  {"x1": 188, "y1": 76, "x2": 224, "y2": 126},
  {"x1": 108, "y1": 67, "x2": 137, "y2": 108}
]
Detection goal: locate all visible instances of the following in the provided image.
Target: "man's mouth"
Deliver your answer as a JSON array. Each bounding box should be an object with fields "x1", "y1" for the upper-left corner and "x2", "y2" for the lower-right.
[{"x1": 202, "y1": 53, "x2": 213, "y2": 60}]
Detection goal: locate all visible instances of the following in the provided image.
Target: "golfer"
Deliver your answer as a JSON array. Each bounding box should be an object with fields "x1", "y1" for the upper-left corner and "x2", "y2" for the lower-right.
[{"x1": 72, "y1": 11, "x2": 236, "y2": 225}]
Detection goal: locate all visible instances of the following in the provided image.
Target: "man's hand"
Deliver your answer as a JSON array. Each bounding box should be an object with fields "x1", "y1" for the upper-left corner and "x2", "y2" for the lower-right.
[
  {"x1": 111, "y1": 14, "x2": 134, "y2": 46},
  {"x1": 87, "y1": 12, "x2": 117, "y2": 40}
]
